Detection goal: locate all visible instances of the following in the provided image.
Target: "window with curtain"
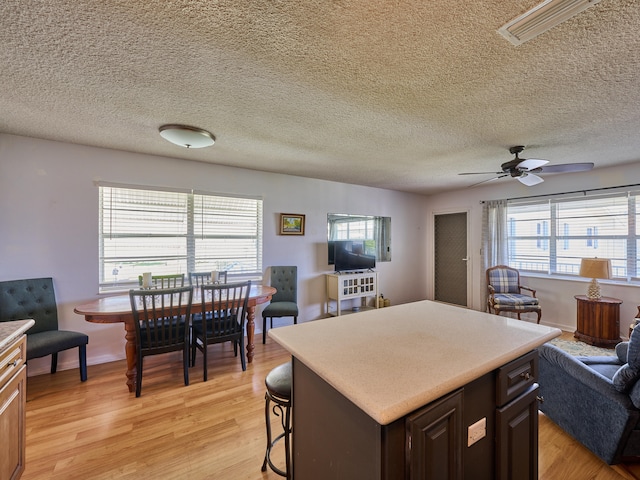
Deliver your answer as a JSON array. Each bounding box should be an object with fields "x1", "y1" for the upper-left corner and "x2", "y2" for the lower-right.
[
  {"x1": 98, "y1": 184, "x2": 263, "y2": 292},
  {"x1": 506, "y1": 190, "x2": 639, "y2": 281}
]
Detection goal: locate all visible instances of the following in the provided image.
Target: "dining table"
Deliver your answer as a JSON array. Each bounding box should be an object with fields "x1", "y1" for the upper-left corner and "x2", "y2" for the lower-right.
[{"x1": 74, "y1": 284, "x2": 276, "y2": 393}]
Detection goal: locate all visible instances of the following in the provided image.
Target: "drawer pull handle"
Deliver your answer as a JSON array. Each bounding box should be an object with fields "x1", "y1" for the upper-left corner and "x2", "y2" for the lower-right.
[
  {"x1": 7, "y1": 359, "x2": 18, "y2": 368},
  {"x1": 520, "y1": 372, "x2": 531, "y2": 380},
  {"x1": 536, "y1": 396, "x2": 545, "y2": 404}
]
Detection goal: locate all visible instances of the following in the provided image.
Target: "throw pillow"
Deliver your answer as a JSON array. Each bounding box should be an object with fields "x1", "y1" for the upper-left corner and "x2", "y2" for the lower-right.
[
  {"x1": 613, "y1": 327, "x2": 640, "y2": 392},
  {"x1": 616, "y1": 342, "x2": 629, "y2": 364}
]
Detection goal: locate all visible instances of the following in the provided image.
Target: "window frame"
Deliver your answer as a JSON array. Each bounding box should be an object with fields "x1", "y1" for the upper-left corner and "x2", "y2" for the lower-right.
[
  {"x1": 506, "y1": 190, "x2": 640, "y2": 282},
  {"x1": 98, "y1": 183, "x2": 263, "y2": 293}
]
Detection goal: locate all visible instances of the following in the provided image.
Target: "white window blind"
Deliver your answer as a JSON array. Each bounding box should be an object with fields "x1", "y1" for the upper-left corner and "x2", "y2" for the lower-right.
[
  {"x1": 99, "y1": 185, "x2": 263, "y2": 292},
  {"x1": 506, "y1": 190, "x2": 639, "y2": 280}
]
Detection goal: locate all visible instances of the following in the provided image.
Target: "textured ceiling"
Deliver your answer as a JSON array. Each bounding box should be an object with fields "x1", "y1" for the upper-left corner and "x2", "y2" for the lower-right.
[{"x1": 2, "y1": 0, "x2": 640, "y2": 195}]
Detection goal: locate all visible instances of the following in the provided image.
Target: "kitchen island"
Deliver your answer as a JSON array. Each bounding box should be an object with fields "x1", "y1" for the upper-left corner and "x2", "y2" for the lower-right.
[{"x1": 269, "y1": 300, "x2": 561, "y2": 480}]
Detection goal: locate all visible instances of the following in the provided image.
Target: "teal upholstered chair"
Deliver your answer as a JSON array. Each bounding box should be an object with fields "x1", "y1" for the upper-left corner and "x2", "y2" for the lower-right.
[
  {"x1": 262, "y1": 266, "x2": 299, "y2": 344},
  {"x1": 0, "y1": 277, "x2": 88, "y2": 381}
]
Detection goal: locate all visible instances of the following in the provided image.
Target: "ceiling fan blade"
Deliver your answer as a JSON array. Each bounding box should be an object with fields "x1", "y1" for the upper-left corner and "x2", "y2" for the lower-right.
[
  {"x1": 517, "y1": 158, "x2": 549, "y2": 171},
  {"x1": 517, "y1": 172, "x2": 544, "y2": 186},
  {"x1": 537, "y1": 162, "x2": 594, "y2": 174},
  {"x1": 458, "y1": 171, "x2": 503, "y2": 176},
  {"x1": 468, "y1": 175, "x2": 508, "y2": 187}
]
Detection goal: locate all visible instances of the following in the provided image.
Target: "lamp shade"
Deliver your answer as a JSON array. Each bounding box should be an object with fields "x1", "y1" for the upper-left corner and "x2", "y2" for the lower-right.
[
  {"x1": 159, "y1": 125, "x2": 215, "y2": 148},
  {"x1": 579, "y1": 258, "x2": 611, "y2": 280}
]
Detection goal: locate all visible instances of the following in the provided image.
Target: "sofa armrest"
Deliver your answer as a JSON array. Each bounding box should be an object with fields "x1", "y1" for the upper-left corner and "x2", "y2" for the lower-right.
[
  {"x1": 539, "y1": 343, "x2": 639, "y2": 464},
  {"x1": 540, "y1": 344, "x2": 632, "y2": 406}
]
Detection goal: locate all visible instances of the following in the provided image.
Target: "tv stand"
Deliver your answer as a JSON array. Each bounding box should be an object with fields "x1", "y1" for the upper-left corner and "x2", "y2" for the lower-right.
[{"x1": 326, "y1": 272, "x2": 378, "y2": 316}]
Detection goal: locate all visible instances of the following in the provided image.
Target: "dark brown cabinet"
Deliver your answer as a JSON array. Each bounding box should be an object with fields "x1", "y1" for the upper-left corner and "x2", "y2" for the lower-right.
[
  {"x1": 496, "y1": 384, "x2": 539, "y2": 480},
  {"x1": 292, "y1": 351, "x2": 540, "y2": 480},
  {"x1": 406, "y1": 390, "x2": 463, "y2": 480}
]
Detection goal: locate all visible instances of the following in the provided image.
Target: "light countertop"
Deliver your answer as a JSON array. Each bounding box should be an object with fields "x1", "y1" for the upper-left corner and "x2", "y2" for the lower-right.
[
  {"x1": 0, "y1": 319, "x2": 35, "y2": 352},
  {"x1": 269, "y1": 300, "x2": 561, "y2": 425}
]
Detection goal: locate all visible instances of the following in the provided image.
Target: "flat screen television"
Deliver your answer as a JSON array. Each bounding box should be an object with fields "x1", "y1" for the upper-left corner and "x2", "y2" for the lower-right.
[{"x1": 328, "y1": 240, "x2": 376, "y2": 272}]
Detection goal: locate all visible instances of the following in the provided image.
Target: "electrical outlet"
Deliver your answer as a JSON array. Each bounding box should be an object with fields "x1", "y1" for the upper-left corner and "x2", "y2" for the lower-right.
[{"x1": 467, "y1": 417, "x2": 486, "y2": 447}]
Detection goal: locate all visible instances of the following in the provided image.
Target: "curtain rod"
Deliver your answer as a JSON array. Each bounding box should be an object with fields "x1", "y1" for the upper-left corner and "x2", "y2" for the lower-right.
[{"x1": 480, "y1": 182, "x2": 640, "y2": 203}]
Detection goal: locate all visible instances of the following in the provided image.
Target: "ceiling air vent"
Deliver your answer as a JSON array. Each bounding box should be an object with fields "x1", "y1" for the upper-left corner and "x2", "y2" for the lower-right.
[{"x1": 498, "y1": 0, "x2": 602, "y2": 46}]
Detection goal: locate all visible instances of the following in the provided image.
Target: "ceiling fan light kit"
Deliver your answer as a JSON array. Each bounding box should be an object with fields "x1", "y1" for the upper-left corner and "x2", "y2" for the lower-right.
[
  {"x1": 159, "y1": 124, "x2": 216, "y2": 148},
  {"x1": 498, "y1": 0, "x2": 602, "y2": 46}
]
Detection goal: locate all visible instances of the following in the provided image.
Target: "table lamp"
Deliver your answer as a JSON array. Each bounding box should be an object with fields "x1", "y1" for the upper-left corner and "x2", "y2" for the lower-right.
[{"x1": 579, "y1": 258, "x2": 611, "y2": 300}]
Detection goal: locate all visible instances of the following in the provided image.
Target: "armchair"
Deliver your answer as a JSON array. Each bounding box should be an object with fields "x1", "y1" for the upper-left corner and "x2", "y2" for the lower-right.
[
  {"x1": 538, "y1": 329, "x2": 640, "y2": 464},
  {"x1": 486, "y1": 265, "x2": 541, "y2": 323}
]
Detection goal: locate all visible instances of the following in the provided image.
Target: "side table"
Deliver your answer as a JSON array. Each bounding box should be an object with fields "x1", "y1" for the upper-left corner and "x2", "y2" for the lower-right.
[{"x1": 574, "y1": 295, "x2": 622, "y2": 348}]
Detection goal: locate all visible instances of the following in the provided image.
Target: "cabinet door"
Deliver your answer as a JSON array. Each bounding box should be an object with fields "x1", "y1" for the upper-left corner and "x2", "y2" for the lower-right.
[
  {"x1": 406, "y1": 389, "x2": 463, "y2": 480},
  {"x1": 0, "y1": 364, "x2": 26, "y2": 480},
  {"x1": 496, "y1": 384, "x2": 539, "y2": 480}
]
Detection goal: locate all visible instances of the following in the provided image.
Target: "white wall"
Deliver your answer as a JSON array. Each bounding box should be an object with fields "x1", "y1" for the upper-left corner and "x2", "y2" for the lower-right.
[
  {"x1": 0, "y1": 134, "x2": 429, "y2": 375},
  {"x1": 425, "y1": 161, "x2": 640, "y2": 335}
]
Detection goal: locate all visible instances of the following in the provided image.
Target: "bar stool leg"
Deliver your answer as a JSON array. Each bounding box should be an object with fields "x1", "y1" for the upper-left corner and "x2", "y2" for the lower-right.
[
  {"x1": 261, "y1": 392, "x2": 273, "y2": 473},
  {"x1": 283, "y1": 399, "x2": 291, "y2": 478},
  {"x1": 261, "y1": 390, "x2": 291, "y2": 478}
]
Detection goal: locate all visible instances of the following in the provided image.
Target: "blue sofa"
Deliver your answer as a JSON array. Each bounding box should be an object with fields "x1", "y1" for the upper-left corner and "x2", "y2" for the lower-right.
[{"x1": 539, "y1": 329, "x2": 640, "y2": 464}]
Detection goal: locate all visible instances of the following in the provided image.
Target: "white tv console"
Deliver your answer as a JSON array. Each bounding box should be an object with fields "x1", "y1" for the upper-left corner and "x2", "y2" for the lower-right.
[{"x1": 326, "y1": 271, "x2": 378, "y2": 316}]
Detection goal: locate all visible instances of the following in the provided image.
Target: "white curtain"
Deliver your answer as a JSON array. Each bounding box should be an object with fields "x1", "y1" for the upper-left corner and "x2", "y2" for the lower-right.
[{"x1": 481, "y1": 200, "x2": 509, "y2": 311}]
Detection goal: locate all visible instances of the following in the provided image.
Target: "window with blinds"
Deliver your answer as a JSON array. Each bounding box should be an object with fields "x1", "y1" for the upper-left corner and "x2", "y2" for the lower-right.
[
  {"x1": 507, "y1": 191, "x2": 639, "y2": 280},
  {"x1": 99, "y1": 185, "x2": 263, "y2": 292}
]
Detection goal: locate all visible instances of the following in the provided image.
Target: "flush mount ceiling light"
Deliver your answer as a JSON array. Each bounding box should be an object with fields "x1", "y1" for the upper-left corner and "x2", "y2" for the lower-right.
[
  {"x1": 498, "y1": 0, "x2": 602, "y2": 46},
  {"x1": 159, "y1": 124, "x2": 215, "y2": 148}
]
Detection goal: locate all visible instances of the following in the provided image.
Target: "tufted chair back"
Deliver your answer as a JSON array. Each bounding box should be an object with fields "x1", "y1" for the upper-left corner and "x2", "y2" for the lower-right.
[
  {"x1": 262, "y1": 266, "x2": 299, "y2": 344},
  {"x1": 0, "y1": 277, "x2": 58, "y2": 335},
  {"x1": 270, "y1": 266, "x2": 297, "y2": 304},
  {"x1": 0, "y1": 277, "x2": 88, "y2": 381}
]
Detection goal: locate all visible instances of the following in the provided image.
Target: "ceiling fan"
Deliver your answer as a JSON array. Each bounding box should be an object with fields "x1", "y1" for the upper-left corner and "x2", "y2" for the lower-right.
[{"x1": 459, "y1": 146, "x2": 594, "y2": 187}]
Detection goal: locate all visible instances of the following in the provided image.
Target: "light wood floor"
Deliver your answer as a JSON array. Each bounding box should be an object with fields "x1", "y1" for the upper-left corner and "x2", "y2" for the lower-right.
[{"x1": 22, "y1": 335, "x2": 640, "y2": 479}]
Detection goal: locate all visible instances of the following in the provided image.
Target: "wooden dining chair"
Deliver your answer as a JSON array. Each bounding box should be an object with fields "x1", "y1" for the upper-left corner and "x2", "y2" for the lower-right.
[
  {"x1": 129, "y1": 285, "x2": 193, "y2": 397},
  {"x1": 189, "y1": 271, "x2": 229, "y2": 286},
  {"x1": 137, "y1": 273, "x2": 186, "y2": 289},
  {"x1": 191, "y1": 281, "x2": 251, "y2": 381}
]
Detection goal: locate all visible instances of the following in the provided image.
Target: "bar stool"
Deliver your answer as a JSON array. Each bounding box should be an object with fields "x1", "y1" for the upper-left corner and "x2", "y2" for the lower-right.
[{"x1": 261, "y1": 362, "x2": 292, "y2": 479}]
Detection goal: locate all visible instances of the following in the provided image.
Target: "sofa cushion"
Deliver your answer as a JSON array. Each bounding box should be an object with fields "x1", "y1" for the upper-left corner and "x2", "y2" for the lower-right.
[{"x1": 612, "y1": 328, "x2": 640, "y2": 392}]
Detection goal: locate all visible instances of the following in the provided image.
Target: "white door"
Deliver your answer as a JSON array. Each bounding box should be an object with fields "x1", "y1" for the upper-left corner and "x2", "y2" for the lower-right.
[{"x1": 434, "y1": 212, "x2": 469, "y2": 307}]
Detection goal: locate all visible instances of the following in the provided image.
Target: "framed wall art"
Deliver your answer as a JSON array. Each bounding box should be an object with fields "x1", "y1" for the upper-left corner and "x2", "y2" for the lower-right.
[{"x1": 280, "y1": 213, "x2": 305, "y2": 235}]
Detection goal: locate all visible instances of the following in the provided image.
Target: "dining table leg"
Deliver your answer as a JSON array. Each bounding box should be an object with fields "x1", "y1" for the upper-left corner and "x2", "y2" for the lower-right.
[
  {"x1": 246, "y1": 305, "x2": 256, "y2": 364},
  {"x1": 123, "y1": 319, "x2": 137, "y2": 393}
]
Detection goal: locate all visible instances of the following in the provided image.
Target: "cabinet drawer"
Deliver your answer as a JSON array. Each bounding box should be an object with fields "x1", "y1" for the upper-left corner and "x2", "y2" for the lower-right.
[
  {"x1": 0, "y1": 336, "x2": 26, "y2": 390},
  {"x1": 496, "y1": 350, "x2": 538, "y2": 407}
]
